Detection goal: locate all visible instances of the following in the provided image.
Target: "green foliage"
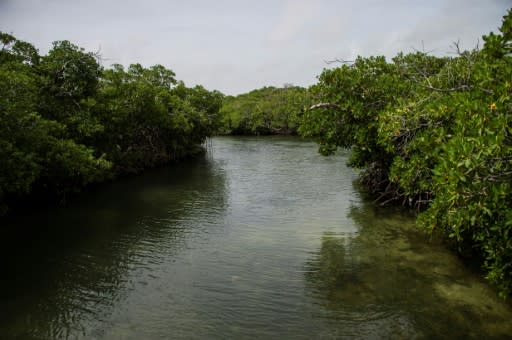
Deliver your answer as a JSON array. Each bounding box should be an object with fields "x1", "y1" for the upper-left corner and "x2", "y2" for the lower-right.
[
  {"x1": 418, "y1": 11, "x2": 512, "y2": 297},
  {"x1": 219, "y1": 86, "x2": 310, "y2": 135},
  {"x1": 301, "y1": 10, "x2": 512, "y2": 297},
  {"x1": 93, "y1": 65, "x2": 221, "y2": 172},
  {"x1": 0, "y1": 33, "x2": 221, "y2": 214},
  {"x1": 0, "y1": 36, "x2": 110, "y2": 213}
]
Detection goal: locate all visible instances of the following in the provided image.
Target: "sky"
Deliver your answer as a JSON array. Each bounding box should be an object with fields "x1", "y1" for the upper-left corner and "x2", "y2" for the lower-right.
[{"x1": 0, "y1": 0, "x2": 510, "y2": 95}]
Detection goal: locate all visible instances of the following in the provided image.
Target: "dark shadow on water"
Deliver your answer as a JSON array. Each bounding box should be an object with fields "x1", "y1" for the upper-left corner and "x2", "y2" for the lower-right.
[{"x1": 0, "y1": 155, "x2": 227, "y2": 339}]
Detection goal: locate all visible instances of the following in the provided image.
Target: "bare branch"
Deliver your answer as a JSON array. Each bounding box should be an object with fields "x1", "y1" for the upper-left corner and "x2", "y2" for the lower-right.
[
  {"x1": 309, "y1": 102, "x2": 341, "y2": 111},
  {"x1": 410, "y1": 40, "x2": 435, "y2": 55},
  {"x1": 452, "y1": 39, "x2": 462, "y2": 55},
  {"x1": 324, "y1": 58, "x2": 355, "y2": 65}
]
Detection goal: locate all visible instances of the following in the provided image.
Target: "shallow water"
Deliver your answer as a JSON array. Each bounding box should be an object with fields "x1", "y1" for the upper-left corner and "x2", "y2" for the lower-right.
[{"x1": 1, "y1": 136, "x2": 511, "y2": 339}]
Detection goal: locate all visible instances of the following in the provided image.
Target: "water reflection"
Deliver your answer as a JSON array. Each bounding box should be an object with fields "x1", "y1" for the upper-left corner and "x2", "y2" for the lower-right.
[
  {"x1": 305, "y1": 203, "x2": 512, "y2": 339},
  {"x1": 0, "y1": 156, "x2": 227, "y2": 338},
  {"x1": 1, "y1": 137, "x2": 511, "y2": 339}
]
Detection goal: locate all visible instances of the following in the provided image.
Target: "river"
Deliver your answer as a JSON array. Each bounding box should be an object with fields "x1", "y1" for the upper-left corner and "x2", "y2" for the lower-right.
[{"x1": 1, "y1": 136, "x2": 511, "y2": 339}]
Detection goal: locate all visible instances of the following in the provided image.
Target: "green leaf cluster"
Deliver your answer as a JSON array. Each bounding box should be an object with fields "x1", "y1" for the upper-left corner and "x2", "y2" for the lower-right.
[
  {"x1": 0, "y1": 33, "x2": 222, "y2": 214},
  {"x1": 301, "y1": 10, "x2": 512, "y2": 297}
]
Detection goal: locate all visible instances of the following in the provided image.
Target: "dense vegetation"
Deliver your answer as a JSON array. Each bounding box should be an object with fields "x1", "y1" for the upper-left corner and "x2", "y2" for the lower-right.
[
  {"x1": 300, "y1": 10, "x2": 512, "y2": 297},
  {"x1": 0, "y1": 33, "x2": 222, "y2": 215},
  {"x1": 218, "y1": 85, "x2": 310, "y2": 135},
  {"x1": 1, "y1": 10, "x2": 510, "y2": 299}
]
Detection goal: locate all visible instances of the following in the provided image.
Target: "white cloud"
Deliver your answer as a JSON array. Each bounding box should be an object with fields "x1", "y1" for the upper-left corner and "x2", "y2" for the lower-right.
[
  {"x1": 268, "y1": 0, "x2": 320, "y2": 43},
  {"x1": 0, "y1": 0, "x2": 509, "y2": 94}
]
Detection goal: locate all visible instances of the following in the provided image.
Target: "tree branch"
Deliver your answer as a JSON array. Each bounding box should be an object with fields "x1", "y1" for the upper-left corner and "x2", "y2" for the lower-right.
[{"x1": 308, "y1": 102, "x2": 341, "y2": 111}]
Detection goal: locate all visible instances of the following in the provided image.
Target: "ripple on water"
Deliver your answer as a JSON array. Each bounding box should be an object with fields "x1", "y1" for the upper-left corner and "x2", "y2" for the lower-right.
[{"x1": 1, "y1": 136, "x2": 511, "y2": 339}]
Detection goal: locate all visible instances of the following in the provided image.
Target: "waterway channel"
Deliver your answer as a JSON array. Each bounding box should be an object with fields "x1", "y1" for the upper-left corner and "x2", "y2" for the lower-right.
[{"x1": 1, "y1": 136, "x2": 511, "y2": 339}]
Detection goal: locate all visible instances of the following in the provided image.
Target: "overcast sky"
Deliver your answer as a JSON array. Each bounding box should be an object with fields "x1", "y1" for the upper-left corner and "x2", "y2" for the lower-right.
[{"x1": 0, "y1": 0, "x2": 510, "y2": 94}]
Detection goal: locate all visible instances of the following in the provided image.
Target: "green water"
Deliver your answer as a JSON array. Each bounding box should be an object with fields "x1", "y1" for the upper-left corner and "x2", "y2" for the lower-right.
[{"x1": 1, "y1": 136, "x2": 511, "y2": 339}]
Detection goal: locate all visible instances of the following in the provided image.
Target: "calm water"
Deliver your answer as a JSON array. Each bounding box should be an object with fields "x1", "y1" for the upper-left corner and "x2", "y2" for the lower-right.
[{"x1": 1, "y1": 136, "x2": 511, "y2": 339}]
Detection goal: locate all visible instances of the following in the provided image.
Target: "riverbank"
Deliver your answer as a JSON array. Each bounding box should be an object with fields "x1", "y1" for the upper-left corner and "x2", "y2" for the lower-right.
[
  {"x1": 0, "y1": 32, "x2": 222, "y2": 217},
  {"x1": 1, "y1": 145, "x2": 208, "y2": 219},
  {"x1": 299, "y1": 11, "x2": 512, "y2": 298}
]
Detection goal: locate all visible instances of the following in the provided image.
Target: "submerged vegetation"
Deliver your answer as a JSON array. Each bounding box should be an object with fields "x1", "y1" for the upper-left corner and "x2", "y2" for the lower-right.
[
  {"x1": 300, "y1": 10, "x2": 512, "y2": 297},
  {"x1": 0, "y1": 32, "x2": 222, "y2": 214}
]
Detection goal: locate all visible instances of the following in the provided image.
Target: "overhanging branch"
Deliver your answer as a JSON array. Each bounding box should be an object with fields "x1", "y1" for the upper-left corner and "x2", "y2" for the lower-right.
[{"x1": 308, "y1": 102, "x2": 341, "y2": 111}]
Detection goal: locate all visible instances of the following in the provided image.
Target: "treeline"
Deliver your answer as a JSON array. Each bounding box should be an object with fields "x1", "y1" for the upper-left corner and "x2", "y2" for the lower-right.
[
  {"x1": 0, "y1": 32, "x2": 222, "y2": 215},
  {"x1": 2, "y1": 11, "x2": 511, "y2": 297},
  {"x1": 300, "y1": 10, "x2": 512, "y2": 297},
  {"x1": 218, "y1": 85, "x2": 310, "y2": 135}
]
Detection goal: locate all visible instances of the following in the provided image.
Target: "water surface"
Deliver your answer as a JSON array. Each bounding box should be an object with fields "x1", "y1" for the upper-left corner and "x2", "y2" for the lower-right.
[{"x1": 1, "y1": 136, "x2": 511, "y2": 339}]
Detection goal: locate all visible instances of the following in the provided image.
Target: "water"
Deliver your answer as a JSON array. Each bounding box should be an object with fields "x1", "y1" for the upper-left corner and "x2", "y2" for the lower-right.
[{"x1": 0, "y1": 136, "x2": 511, "y2": 339}]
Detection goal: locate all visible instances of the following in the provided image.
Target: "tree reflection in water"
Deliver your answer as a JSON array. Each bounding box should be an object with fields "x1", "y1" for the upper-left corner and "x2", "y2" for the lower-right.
[{"x1": 0, "y1": 155, "x2": 227, "y2": 339}]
